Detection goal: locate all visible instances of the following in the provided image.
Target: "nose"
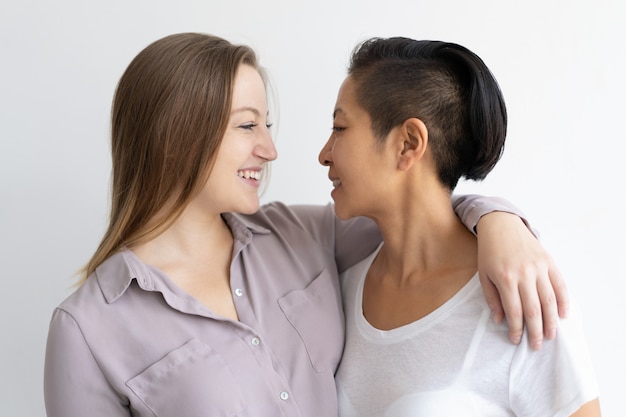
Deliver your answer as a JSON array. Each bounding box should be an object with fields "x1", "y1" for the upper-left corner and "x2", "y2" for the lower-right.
[
  {"x1": 256, "y1": 127, "x2": 278, "y2": 162},
  {"x1": 318, "y1": 133, "x2": 333, "y2": 166}
]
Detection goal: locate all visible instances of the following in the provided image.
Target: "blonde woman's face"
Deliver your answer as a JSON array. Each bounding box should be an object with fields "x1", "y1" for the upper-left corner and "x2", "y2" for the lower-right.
[{"x1": 192, "y1": 64, "x2": 277, "y2": 216}]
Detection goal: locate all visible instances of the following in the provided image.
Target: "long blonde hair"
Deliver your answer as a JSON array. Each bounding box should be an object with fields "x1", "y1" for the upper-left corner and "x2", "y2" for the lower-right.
[{"x1": 79, "y1": 33, "x2": 259, "y2": 284}]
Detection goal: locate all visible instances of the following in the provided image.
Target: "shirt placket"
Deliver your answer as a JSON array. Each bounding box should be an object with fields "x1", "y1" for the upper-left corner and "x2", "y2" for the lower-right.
[{"x1": 229, "y1": 235, "x2": 302, "y2": 417}]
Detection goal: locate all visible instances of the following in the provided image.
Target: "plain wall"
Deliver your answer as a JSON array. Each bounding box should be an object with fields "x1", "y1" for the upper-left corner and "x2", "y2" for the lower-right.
[{"x1": 1, "y1": 0, "x2": 624, "y2": 415}]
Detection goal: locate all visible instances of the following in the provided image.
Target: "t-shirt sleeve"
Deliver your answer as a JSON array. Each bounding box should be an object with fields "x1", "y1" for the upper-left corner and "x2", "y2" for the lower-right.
[{"x1": 508, "y1": 300, "x2": 599, "y2": 417}]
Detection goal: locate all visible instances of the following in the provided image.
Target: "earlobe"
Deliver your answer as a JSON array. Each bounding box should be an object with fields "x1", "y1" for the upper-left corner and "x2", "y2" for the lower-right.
[{"x1": 397, "y1": 118, "x2": 428, "y2": 171}]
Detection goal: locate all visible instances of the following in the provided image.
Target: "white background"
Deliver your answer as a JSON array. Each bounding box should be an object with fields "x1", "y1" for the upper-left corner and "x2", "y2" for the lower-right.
[{"x1": 1, "y1": 0, "x2": 624, "y2": 415}]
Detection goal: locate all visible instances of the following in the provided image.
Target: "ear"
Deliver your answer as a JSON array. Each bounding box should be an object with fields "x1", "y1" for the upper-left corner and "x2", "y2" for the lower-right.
[{"x1": 397, "y1": 118, "x2": 428, "y2": 171}]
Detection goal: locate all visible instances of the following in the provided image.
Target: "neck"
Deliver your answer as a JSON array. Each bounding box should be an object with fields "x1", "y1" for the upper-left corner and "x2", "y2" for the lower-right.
[
  {"x1": 370, "y1": 187, "x2": 477, "y2": 284},
  {"x1": 361, "y1": 186, "x2": 478, "y2": 330},
  {"x1": 130, "y1": 207, "x2": 238, "y2": 319},
  {"x1": 131, "y1": 207, "x2": 233, "y2": 269}
]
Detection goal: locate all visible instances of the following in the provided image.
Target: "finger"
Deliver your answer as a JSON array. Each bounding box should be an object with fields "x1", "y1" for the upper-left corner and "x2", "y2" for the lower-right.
[
  {"x1": 549, "y1": 261, "x2": 570, "y2": 319},
  {"x1": 519, "y1": 279, "x2": 543, "y2": 350},
  {"x1": 484, "y1": 271, "x2": 525, "y2": 345},
  {"x1": 537, "y1": 272, "x2": 558, "y2": 340},
  {"x1": 478, "y1": 272, "x2": 505, "y2": 324},
  {"x1": 503, "y1": 296, "x2": 524, "y2": 346}
]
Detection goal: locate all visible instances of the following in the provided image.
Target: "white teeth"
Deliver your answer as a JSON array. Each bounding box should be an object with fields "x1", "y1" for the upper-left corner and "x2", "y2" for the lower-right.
[
  {"x1": 238, "y1": 170, "x2": 260, "y2": 180},
  {"x1": 332, "y1": 179, "x2": 341, "y2": 187}
]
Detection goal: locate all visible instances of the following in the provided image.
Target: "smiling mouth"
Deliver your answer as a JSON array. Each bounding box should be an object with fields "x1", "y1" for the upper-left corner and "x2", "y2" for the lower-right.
[
  {"x1": 332, "y1": 179, "x2": 341, "y2": 188},
  {"x1": 238, "y1": 170, "x2": 261, "y2": 180}
]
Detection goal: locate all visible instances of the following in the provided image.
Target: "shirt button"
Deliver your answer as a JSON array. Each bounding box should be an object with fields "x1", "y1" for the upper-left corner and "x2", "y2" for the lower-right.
[
  {"x1": 234, "y1": 288, "x2": 243, "y2": 297},
  {"x1": 251, "y1": 337, "x2": 260, "y2": 346},
  {"x1": 280, "y1": 391, "x2": 289, "y2": 401}
]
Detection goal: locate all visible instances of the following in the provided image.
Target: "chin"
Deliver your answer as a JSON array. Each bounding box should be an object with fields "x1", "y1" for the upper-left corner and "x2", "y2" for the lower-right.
[
  {"x1": 332, "y1": 204, "x2": 353, "y2": 220},
  {"x1": 237, "y1": 200, "x2": 261, "y2": 215}
]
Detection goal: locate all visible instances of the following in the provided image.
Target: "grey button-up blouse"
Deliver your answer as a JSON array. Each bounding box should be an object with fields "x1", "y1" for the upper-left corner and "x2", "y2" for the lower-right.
[{"x1": 44, "y1": 197, "x2": 514, "y2": 417}]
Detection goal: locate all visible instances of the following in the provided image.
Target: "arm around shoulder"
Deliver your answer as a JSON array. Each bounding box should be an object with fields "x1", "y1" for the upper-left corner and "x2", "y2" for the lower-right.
[
  {"x1": 453, "y1": 194, "x2": 569, "y2": 350},
  {"x1": 286, "y1": 203, "x2": 382, "y2": 273},
  {"x1": 452, "y1": 193, "x2": 535, "y2": 235}
]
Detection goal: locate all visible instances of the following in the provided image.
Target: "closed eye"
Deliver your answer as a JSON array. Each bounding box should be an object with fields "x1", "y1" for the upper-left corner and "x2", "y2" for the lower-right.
[
  {"x1": 239, "y1": 123, "x2": 257, "y2": 130},
  {"x1": 240, "y1": 122, "x2": 273, "y2": 131}
]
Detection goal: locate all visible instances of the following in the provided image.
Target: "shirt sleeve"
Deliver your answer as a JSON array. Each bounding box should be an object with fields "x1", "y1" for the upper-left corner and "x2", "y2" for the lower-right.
[
  {"x1": 287, "y1": 195, "x2": 535, "y2": 274},
  {"x1": 281, "y1": 203, "x2": 382, "y2": 274},
  {"x1": 44, "y1": 308, "x2": 130, "y2": 417},
  {"x1": 333, "y1": 194, "x2": 535, "y2": 272},
  {"x1": 508, "y1": 301, "x2": 599, "y2": 416},
  {"x1": 452, "y1": 194, "x2": 538, "y2": 237}
]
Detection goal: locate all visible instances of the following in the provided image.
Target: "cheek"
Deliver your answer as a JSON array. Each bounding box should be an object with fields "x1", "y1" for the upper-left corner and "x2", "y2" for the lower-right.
[
  {"x1": 334, "y1": 140, "x2": 358, "y2": 166},
  {"x1": 216, "y1": 141, "x2": 248, "y2": 168}
]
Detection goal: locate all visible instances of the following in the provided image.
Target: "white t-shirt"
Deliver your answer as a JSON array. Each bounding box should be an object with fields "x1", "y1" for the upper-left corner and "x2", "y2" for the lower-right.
[{"x1": 336, "y1": 245, "x2": 599, "y2": 417}]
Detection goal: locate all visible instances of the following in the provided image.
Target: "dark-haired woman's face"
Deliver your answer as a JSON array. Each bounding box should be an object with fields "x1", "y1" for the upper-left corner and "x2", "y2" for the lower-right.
[{"x1": 318, "y1": 76, "x2": 395, "y2": 221}]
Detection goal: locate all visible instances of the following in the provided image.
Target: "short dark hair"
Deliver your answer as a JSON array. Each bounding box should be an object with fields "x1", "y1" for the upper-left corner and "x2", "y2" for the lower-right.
[{"x1": 348, "y1": 37, "x2": 507, "y2": 190}]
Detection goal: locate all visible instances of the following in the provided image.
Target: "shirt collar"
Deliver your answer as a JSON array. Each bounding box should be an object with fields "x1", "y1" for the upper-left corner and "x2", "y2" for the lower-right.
[
  {"x1": 95, "y1": 212, "x2": 271, "y2": 304},
  {"x1": 222, "y1": 212, "x2": 271, "y2": 239},
  {"x1": 95, "y1": 250, "x2": 139, "y2": 304}
]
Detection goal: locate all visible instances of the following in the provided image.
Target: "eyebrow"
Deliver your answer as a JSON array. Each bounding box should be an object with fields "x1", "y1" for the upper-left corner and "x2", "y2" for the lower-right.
[
  {"x1": 231, "y1": 106, "x2": 269, "y2": 117},
  {"x1": 332, "y1": 108, "x2": 345, "y2": 119}
]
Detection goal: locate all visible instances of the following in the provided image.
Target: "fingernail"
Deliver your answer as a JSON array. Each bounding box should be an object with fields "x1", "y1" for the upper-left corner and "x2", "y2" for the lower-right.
[
  {"x1": 491, "y1": 310, "x2": 502, "y2": 324},
  {"x1": 546, "y1": 328, "x2": 556, "y2": 340},
  {"x1": 532, "y1": 340, "x2": 543, "y2": 350}
]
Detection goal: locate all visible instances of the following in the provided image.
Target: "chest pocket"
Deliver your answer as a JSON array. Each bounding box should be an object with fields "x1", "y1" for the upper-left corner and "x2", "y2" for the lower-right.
[
  {"x1": 278, "y1": 268, "x2": 345, "y2": 373},
  {"x1": 127, "y1": 339, "x2": 246, "y2": 416}
]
